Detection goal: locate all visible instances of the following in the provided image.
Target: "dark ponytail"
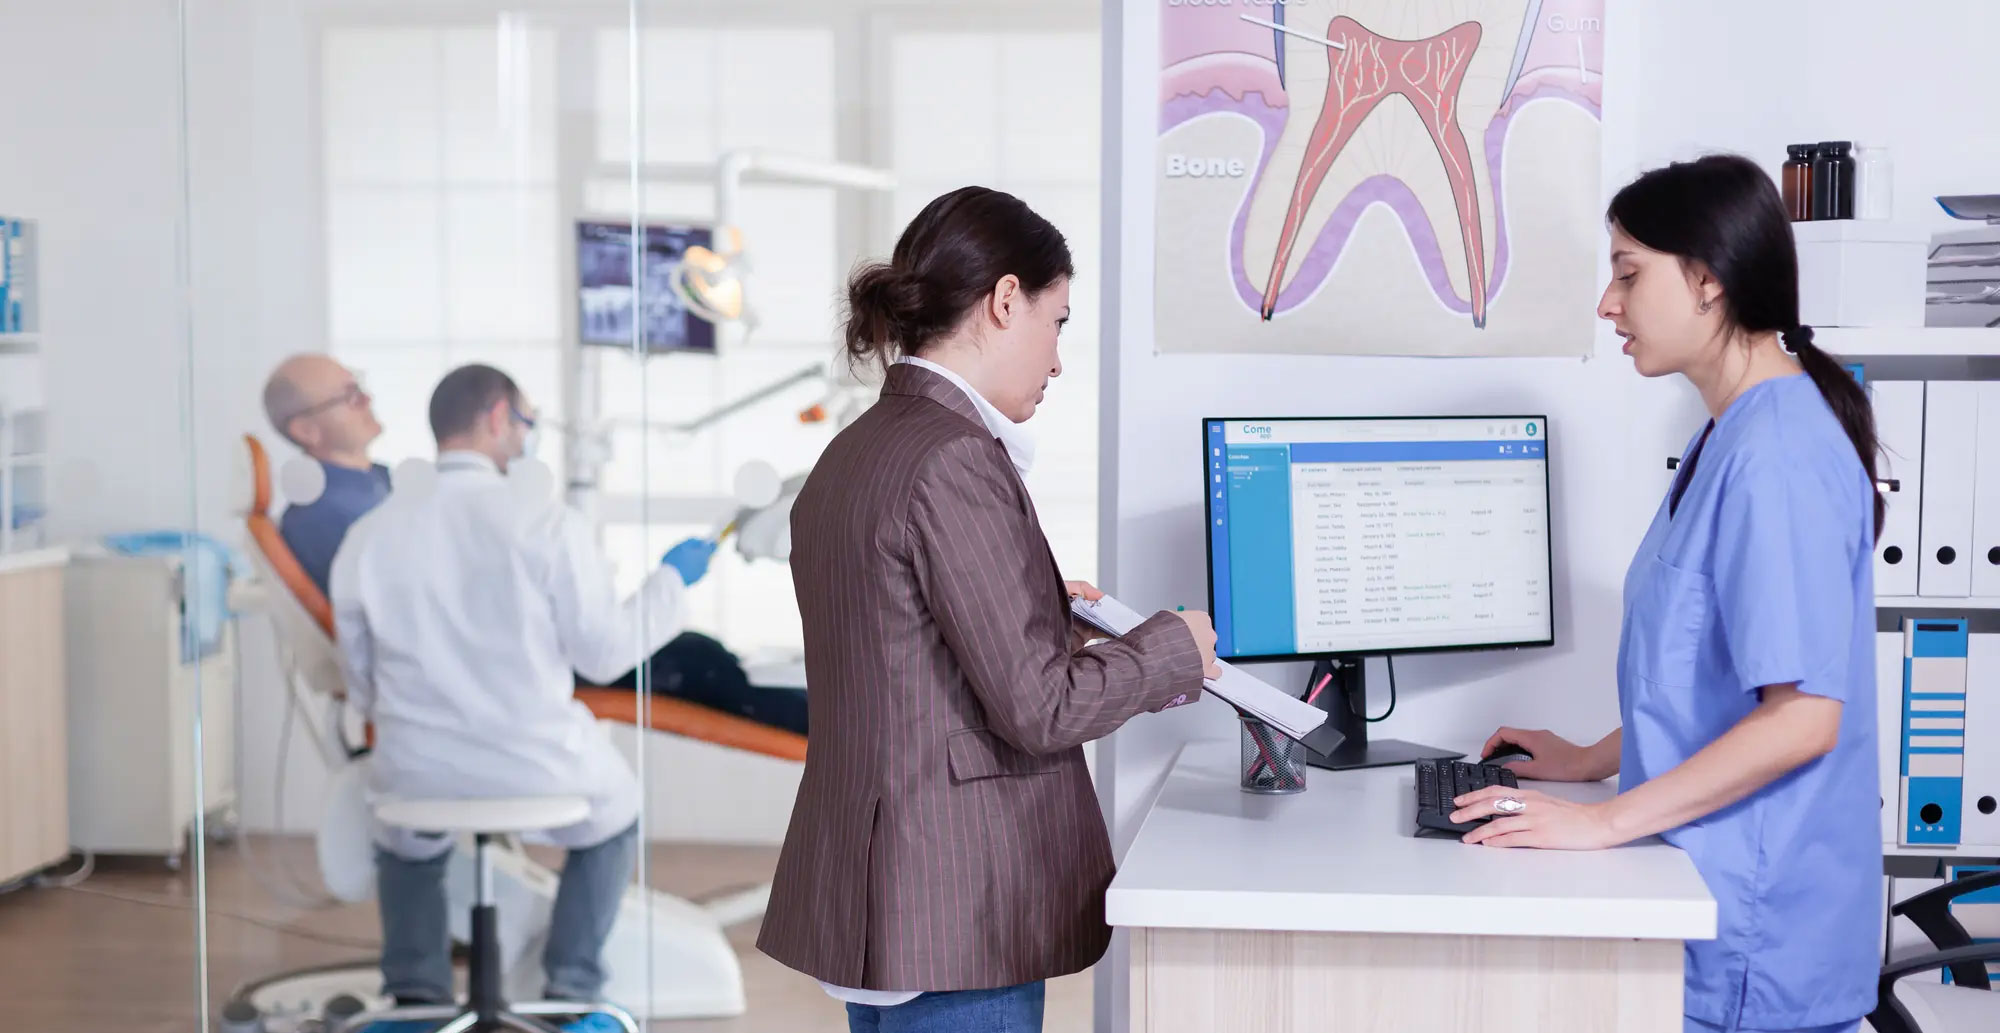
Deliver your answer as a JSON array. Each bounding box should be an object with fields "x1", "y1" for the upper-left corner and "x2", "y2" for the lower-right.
[
  {"x1": 842, "y1": 186, "x2": 1073, "y2": 374},
  {"x1": 1782, "y1": 325, "x2": 1884, "y2": 539},
  {"x1": 1609, "y1": 155, "x2": 1884, "y2": 541}
]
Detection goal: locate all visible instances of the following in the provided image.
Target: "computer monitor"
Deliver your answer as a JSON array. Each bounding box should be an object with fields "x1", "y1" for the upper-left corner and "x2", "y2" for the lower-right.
[
  {"x1": 576, "y1": 220, "x2": 717, "y2": 354},
  {"x1": 1203, "y1": 415, "x2": 1555, "y2": 768}
]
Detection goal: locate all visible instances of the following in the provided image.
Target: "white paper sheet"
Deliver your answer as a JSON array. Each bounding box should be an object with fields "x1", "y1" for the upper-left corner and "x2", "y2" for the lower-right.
[{"x1": 1071, "y1": 595, "x2": 1336, "y2": 747}]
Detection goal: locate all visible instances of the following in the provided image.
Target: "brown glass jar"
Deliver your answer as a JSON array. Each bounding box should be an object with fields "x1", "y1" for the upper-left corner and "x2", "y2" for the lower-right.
[{"x1": 1782, "y1": 144, "x2": 1815, "y2": 221}]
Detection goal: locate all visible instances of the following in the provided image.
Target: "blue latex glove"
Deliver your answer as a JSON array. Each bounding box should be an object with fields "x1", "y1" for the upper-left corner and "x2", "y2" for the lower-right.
[{"x1": 662, "y1": 536, "x2": 718, "y2": 585}]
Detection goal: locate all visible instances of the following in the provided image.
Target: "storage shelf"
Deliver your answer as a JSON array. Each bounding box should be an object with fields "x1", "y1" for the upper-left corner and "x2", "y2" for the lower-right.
[
  {"x1": 1884, "y1": 841, "x2": 2000, "y2": 860},
  {"x1": 1877, "y1": 596, "x2": 2000, "y2": 610},
  {"x1": 1820, "y1": 326, "x2": 2000, "y2": 358}
]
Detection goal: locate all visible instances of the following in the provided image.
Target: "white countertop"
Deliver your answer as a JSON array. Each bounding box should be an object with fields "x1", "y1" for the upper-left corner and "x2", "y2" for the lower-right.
[
  {"x1": 0, "y1": 545, "x2": 69, "y2": 575},
  {"x1": 1106, "y1": 740, "x2": 1717, "y2": 941}
]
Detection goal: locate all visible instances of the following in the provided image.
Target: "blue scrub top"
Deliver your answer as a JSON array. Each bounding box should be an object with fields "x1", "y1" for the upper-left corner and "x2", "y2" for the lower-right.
[
  {"x1": 279, "y1": 460, "x2": 391, "y2": 595},
  {"x1": 1618, "y1": 374, "x2": 1879, "y2": 1030}
]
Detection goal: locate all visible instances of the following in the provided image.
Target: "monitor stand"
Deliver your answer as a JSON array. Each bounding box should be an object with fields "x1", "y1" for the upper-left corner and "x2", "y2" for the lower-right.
[{"x1": 1301, "y1": 656, "x2": 1462, "y2": 771}]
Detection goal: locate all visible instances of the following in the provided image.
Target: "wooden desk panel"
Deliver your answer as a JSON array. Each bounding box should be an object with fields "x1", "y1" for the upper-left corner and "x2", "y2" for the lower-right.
[
  {"x1": 1131, "y1": 928, "x2": 1683, "y2": 1033},
  {"x1": 0, "y1": 558, "x2": 68, "y2": 884}
]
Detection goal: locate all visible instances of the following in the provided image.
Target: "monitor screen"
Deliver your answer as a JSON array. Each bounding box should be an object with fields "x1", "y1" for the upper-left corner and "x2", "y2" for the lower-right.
[
  {"x1": 1204, "y1": 416, "x2": 1555, "y2": 661},
  {"x1": 576, "y1": 220, "x2": 717, "y2": 354}
]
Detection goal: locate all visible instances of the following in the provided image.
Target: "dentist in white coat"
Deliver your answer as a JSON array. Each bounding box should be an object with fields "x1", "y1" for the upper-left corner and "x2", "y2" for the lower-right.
[{"x1": 332, "y1": 363, "x2": 715, "y2": 1032}]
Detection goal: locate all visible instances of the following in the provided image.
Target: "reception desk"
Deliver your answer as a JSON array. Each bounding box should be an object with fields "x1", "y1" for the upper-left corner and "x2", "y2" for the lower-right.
[{"x1": 1107, "y1": 741, "x2": 1716, "y2": 1033}]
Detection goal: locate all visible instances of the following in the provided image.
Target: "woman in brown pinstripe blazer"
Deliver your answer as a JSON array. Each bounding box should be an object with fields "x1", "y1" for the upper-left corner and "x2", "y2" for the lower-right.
[{"x1": 756, "y1": 187, "x2": 1220, "y2": 1033}]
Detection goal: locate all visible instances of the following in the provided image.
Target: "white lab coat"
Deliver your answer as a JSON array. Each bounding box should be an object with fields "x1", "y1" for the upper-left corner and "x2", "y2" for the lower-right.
[{"x1": 330, "y1": 451, "x2": 689, "y2": 856}]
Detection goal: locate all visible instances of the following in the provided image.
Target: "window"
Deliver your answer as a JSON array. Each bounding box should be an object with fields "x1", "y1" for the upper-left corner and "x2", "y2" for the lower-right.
[
  {"x1": 889, "y1": 29, "x2": 1103, "y2": 582},
  {"x1": 316, "y1": 19, "x2": 1101, "y2": 659},
  {"x1": 587, "y1": 27, "x2": 840, "y2": 653},
  {"x1": 322, "y1": 23, "x2": 564, "y2": 480}
]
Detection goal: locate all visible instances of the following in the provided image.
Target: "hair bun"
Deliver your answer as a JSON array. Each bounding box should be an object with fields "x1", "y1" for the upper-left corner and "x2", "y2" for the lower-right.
[{"x1": 843, "y1": 262, "x2": 937, "y2": 370}]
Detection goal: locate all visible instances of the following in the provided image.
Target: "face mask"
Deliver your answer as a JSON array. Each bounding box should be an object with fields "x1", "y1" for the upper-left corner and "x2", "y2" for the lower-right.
[{"x1": 508, "y1": 404, "x2": 540, "y2": 460}]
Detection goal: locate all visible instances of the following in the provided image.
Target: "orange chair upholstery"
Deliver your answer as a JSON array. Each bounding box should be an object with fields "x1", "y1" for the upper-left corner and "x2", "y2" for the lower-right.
[{"x1": 243, "y1": 434, "x2": 807, "y2": 764}]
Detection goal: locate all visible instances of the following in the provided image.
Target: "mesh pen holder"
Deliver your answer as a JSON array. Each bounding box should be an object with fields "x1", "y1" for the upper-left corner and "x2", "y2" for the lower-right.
[{"x1": 1238, "y1": 713, "x2": 1306, "y2": 794}]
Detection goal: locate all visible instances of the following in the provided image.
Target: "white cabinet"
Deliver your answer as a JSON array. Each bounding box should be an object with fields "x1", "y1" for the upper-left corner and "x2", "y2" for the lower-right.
[{"x1": 64, "y1": 552, "x2": 236, "y2": 861}]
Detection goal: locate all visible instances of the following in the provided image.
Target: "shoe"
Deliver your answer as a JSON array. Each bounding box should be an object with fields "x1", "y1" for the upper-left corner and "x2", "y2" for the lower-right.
[{"x1": 558, "y1": 1013, "x2": 629, "y2": 1033}]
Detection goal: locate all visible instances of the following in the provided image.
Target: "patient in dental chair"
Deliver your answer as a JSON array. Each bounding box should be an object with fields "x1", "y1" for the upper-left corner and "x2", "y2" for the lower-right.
[{"x1": 261, "y1": 354, "x2": 807, "y2": 736}]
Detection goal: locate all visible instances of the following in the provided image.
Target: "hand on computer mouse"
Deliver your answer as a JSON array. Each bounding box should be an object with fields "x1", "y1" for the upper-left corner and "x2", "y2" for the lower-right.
[{"x1": 1477, "y1": 727, "x2": 1606, "y2": 782}]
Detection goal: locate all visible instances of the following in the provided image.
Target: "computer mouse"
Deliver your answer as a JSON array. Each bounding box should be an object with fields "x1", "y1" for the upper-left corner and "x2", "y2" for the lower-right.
[{"x1": 1481, "y1": 746, "x2": 1533, "y2": 766}]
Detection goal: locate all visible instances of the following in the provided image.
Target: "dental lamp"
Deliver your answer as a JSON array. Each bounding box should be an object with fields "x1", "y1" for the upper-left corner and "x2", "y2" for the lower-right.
[
  {"x1": 670, "y1": 150, "x2": 897, "y2": 338},
  {"x1": 562, "y1": 149, "x2": 896, "y2": 520}
]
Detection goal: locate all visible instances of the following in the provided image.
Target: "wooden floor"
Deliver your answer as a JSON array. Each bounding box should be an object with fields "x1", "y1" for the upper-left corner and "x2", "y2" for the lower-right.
[{"x1": 0, "y1": 837, "x2": 1094, "y2": 1033}]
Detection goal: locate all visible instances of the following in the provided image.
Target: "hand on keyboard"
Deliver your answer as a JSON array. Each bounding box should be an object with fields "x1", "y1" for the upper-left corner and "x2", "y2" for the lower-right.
[
  {"x1": 1413, "y1": 759, "x2": 1519, "y2": 836},
  {"x1": 1448, "y1": 784, "x2": 1623, "y2": 850}
]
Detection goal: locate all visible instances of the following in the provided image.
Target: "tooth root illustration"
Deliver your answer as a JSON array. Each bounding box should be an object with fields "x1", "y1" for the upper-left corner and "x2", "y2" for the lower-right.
[{"x1": 1251, "y1": 17, "x2": 1490, "y2": 328}]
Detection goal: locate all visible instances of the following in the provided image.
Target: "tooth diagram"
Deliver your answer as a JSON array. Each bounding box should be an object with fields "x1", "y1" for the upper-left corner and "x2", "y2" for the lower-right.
[
  {"x1": 1257, "y1": 18, "x2": 1487, "y2": 325},
  {"x1": 1156, "y1": 0, "x2": 1605, "y2": 356}
]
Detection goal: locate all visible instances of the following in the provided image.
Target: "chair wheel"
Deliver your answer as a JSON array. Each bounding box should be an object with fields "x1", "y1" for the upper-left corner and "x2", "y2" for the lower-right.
[
  {"x1": 215, "y1": 998, "x2": 263, "y2": 1033},
  {"x1": 323, "y1": 994, "x2": 366, "y2": 1024}
]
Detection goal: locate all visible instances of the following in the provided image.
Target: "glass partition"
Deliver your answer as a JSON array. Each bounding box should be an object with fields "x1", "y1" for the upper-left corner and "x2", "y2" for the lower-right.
[{"x1": 2, "y1": 2, "x2": 1107, "y2": 1030}]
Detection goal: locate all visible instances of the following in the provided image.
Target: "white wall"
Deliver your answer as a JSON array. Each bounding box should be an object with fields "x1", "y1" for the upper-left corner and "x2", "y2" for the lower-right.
[
  {"x1": 1095, "y1": 1, "x2": 2000, "y2": 1030},
  {"x1": 201, "y1": 0, "x2": 342, "y2": 841},
  {"x1": 0, "y1": 1, "x2": 198, "y2": 540},
  {"x1": 0, "y1": 0, "x2": 317, "y2": 836}
]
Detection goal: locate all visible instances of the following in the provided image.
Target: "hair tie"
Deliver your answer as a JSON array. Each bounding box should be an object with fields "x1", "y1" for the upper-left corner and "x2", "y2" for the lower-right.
[{"x1": 1784, "y1": 324, "x2": 1815, "y2": 352}]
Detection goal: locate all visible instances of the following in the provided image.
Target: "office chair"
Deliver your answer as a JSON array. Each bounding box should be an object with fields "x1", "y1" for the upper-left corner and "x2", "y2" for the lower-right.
[
  {"x1": 330, "y1": 795, "x2": 639, "y2": 1033},
  {"x1": 1870, "y1": 868, "x2": 2000, "y2": 1033}
]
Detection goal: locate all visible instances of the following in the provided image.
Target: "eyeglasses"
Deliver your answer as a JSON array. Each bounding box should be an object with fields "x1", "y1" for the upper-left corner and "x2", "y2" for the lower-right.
[
  {"x1": 510, "y1": 404, "x2": 537, "y2": 430},
  {"x1": 287, "y1": 378, "x2": 369, "y2": 423}
]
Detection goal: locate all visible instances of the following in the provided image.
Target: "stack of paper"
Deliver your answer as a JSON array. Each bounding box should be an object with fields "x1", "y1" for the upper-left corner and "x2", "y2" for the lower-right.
[{"x1": 1071, "y1": 594, "x2": 1343, "y2": 754}]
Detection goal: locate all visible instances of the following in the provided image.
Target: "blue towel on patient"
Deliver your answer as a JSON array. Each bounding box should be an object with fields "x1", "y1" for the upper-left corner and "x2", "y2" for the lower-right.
[{"x1": 102, "y1": 531, "x2": 243, "y2": 663}]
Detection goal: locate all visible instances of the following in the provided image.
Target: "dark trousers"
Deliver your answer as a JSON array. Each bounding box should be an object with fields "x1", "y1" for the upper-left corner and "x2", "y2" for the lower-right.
[{"x1": 592, "y1": 631, "x2": 808, "y2": 736}]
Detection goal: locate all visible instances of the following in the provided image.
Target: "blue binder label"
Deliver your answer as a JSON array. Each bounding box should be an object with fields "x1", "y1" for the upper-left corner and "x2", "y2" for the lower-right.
[{"x1": 1903, "y1": 619, "x2": 1969, "y2": 845}]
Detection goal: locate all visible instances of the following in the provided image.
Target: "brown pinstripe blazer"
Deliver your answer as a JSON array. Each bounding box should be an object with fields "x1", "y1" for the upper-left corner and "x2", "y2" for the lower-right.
[{"x1": 756, "y1": 363, "x2": 1205, "y2": 992}]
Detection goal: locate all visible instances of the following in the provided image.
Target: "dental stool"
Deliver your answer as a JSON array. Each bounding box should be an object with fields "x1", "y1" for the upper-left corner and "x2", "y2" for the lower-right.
[{"x1": 332, "y1": 796, "x2": 640, "y2": 1033}]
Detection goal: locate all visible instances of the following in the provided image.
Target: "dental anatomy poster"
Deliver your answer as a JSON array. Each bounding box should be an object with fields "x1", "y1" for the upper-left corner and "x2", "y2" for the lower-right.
[{"x1": 1156, "y1": 0, "x2": 1604, "y2": 357}]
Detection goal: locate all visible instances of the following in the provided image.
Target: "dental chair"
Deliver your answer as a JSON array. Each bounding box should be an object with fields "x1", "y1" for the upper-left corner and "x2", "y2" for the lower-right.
[
  {"x1": 1870, "y1": 868, "x2": 2000, "y2": 1033},
  {"x1": 225, "y1": 435, "x2": 807, "y2": 1030}
]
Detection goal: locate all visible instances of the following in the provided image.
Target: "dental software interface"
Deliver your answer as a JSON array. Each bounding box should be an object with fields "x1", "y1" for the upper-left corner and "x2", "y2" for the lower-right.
[{"x1": 1205, "y1": 417, "x2": 1554, "y2": 660}]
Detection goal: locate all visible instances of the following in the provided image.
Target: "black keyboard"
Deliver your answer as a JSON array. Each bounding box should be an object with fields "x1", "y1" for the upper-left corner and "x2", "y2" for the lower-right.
[{"x1": 1414, "y1": 759, "x2": 1518, "y2": 836}]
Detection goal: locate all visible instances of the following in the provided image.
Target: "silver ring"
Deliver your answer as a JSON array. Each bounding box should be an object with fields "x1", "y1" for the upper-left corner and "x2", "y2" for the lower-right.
[{"x1": 1493, "y1": 796, "x2": 1526, "y2": 815}]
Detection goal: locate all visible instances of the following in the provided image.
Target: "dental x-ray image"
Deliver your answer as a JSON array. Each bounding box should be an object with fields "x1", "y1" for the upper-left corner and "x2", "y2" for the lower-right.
[{"x1": 576, "y1": 220, "x2": 718, "y2": 354}]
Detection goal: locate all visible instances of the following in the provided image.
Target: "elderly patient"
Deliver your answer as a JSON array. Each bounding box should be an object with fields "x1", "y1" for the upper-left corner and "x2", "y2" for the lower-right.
[
  {"x1": 331, "y1": 364, "x2": 709, "y2": 1032},
  {"x1": 261, "y1": 354, "x2": 390, "y2": 594},
  {"x1": 259, "y1": 353, "x2": 807, "y2": 736}
]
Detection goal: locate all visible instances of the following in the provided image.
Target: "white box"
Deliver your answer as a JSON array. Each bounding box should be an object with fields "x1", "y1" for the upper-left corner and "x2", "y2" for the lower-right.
[
  {"x1": 1974, "y1": 383, "x2": 2000, "y2": 596},
  {"x1": 1879, "y1": 630, "x2": 1905, "y2": 846},
  {"x1": 1795, "y1": 220, "x2": 1929, "y2": 328},
  {"x1": 1920, "y1": 381, "x2": 1979, "y2": 597},
  {"x1": 1966, "y1": 635, "x2": 2000, "y2": 846},
  {"x1": 1873, "y1": 381, "x2": 1925, "y2": 595}
]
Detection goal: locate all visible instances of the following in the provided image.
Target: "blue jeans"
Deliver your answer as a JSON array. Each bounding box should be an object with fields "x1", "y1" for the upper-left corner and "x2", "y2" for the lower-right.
[
  {"x1": 845, "y1": 982, "x2": 1045, "y2": 1033},
  {"x1": 375, "y1": 821, "x2": 638, "y2": 1004}
]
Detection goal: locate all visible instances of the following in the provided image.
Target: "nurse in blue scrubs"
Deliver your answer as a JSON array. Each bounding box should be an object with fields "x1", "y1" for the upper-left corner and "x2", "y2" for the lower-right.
[{"x1": 1455, "y1": 154, "x2": 1883, "y2": 1033}]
